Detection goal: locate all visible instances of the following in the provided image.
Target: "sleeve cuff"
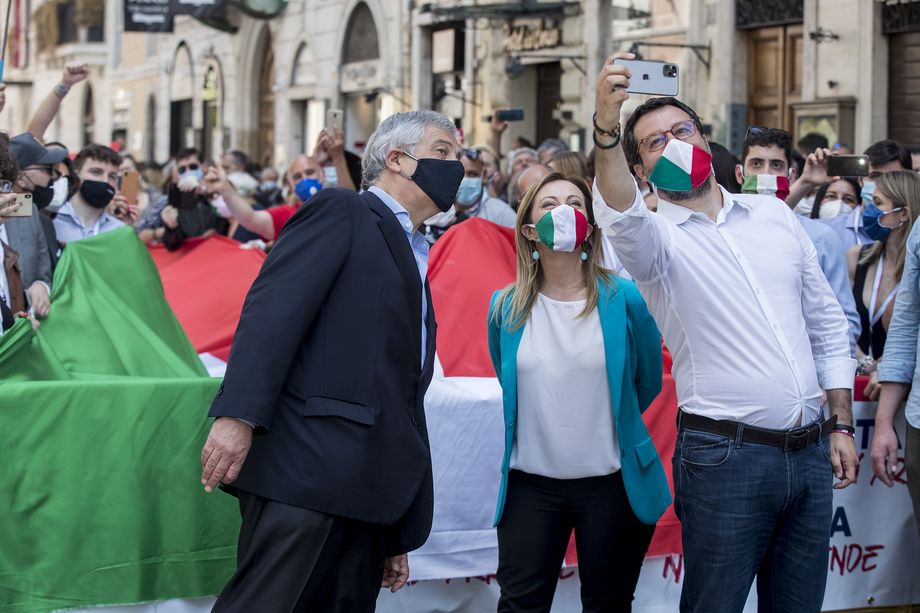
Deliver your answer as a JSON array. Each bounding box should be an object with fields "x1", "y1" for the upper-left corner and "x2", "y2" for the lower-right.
[
  {"x1": 816, "y1": 357, "x2": 857, "y2": 390},
  {"x1": 877, "y1": 362, "x2": 915, "y2": 384},
  {"x1": 591, "y1": 177, "x2": 647, "y2": 229}
]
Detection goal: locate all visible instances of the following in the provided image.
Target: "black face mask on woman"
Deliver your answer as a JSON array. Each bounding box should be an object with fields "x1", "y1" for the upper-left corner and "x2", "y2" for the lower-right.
[
  {"x1": 79, "y1": 180, "x2": 116, "y2": 210},
  {"x1": 398, "y1": 151, "x2": 465, "y2": 213}
]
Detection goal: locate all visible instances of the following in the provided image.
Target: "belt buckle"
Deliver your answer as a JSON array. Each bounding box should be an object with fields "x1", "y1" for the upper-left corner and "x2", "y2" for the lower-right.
[{"x1": 783, "y1": 427, "x2": 811, "y2": 451}]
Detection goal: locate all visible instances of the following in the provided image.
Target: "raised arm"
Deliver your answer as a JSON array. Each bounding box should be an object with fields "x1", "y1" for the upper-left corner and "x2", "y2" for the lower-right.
[
  {"x1": 26, "y1": 63, "x2": 89, "y2": 140},
  {"x1": 593, "y1": 53, "x2": 638, "y2": 212},
  {"x1": 205, "y1": 166, "x2": 275, "y2": 240},
  {"x1": 591, "y1": 52, "x2": 672, "y2": 284},
  {"x1": 785, "y1": 148, "x2": 833, "y2": 210}
]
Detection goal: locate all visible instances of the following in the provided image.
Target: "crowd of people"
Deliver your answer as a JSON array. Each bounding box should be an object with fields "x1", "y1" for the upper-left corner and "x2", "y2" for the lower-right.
[{"x1": 3, "y1": 55, "x2": 920, "y2": 613}]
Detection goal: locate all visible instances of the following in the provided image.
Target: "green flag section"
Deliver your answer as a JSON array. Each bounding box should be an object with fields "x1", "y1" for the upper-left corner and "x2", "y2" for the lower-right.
[{"x1": 0, "y1": 228, "x2": 239, "y2": 612}]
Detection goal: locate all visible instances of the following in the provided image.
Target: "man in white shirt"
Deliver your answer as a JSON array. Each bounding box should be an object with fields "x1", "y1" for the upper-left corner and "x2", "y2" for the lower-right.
[{"x1": 590, "y1": 54, "x2": 857, "y2": 613}]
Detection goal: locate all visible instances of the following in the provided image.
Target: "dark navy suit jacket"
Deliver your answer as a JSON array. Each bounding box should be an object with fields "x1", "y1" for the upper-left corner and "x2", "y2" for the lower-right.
[{"x1": 209, "y1": 188, "x2": 436, "y2": 555}]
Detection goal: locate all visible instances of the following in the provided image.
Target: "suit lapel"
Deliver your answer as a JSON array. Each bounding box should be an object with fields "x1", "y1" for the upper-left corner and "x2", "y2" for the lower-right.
[{"x1": 363, "y1": 191, "x2": 424, "y2": 366}]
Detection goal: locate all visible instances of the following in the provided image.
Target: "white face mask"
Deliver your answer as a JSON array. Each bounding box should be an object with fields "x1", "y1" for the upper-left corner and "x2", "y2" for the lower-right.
[
  {"x1": 818, "y1": 199, "x2": 853, "y2": 220},
  {"x1": 48, "y1": 176, "x2": 69, "y2": 213}
]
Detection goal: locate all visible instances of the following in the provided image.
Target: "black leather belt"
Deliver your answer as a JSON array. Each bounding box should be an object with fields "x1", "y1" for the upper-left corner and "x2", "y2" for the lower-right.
[{"x1": 678, "y1": 410, "x2": 837, "y2": 451}]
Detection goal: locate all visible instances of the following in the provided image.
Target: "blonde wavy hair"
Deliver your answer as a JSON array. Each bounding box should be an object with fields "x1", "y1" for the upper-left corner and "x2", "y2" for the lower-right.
[
  {"x1": 859, "y1": 170, "x2": 920, "y2": 280},
  {"x1": 491, "y1": 173, "x2": 612, "y2": 330}
]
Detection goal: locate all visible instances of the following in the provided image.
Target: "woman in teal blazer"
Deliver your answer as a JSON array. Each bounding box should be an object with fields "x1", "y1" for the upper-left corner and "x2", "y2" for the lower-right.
[{"x1": 486, "y1": 173, "x2": 671, "y2": 613}]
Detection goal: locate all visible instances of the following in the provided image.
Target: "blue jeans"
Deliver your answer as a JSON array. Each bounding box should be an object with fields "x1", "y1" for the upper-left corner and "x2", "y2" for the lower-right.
[{"x1": 673, "y1": 425, "x2": 833, "y2": 613}]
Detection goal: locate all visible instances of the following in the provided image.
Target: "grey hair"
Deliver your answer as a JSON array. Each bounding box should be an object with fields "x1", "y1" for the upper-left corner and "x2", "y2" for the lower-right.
[
  {"x1": 507, "y1": 147, "x2": 538, "y2": 171},
  {"x1": 537, "y1": 138, "x2": 569, "y2": 157},
  {"x1": 362, "y1": 110, "x2": 457, "y2": 187}
]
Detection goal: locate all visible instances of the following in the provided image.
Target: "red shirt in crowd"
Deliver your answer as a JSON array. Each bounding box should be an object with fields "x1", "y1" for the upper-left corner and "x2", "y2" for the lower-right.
[{"x1": 265, "y1": 203, "x2": 302, "y2": 241}]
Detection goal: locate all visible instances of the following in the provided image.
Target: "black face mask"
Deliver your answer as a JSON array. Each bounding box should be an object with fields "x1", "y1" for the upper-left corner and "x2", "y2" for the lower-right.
[
  {"x1": 400, "y1": 151, "x2": 465, "y2": 213},
  {"x1": 79, "y1": 180, "x2": 116, "y2": 210},
  {"x1": 30, "y1": 184, "x2": 54, "y2": 210}
]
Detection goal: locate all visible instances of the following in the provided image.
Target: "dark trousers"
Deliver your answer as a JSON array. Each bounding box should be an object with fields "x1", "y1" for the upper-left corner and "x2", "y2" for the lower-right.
[
  {"x1": 496, "y1": 470, "x2": 655, "y2": 613},
  {"x1": 212, "y1": 491, "x2": 388, "y2": 613},
  {"x1": 673, "y1": 425, "x2": 833, "y2": 613}
]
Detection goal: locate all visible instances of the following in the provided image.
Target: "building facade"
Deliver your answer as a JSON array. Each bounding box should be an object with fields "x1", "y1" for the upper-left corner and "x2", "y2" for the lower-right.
[{"x1": 1, "y1": 0, "x2": 917, "y2": 167}]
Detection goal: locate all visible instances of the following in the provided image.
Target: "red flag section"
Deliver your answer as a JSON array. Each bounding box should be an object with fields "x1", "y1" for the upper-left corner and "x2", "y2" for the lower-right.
[
  {"x1": 429, "y1": 218, "x2": 682, "y2": 556},
  {"x1": 148, "y1": 236, "x2": 266, "y2": 361},
  {"x1": 428, "y1": 218, "x2": 518, "y2": 377}
]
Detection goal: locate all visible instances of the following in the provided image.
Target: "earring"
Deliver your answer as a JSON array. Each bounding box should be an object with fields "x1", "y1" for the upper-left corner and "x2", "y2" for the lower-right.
[
  {"x1": 531, "y1": 250, "x2": 540, "y2": 261},
  {"x1": 580, "y1": 251, "x2": 588, "y2": 262}
]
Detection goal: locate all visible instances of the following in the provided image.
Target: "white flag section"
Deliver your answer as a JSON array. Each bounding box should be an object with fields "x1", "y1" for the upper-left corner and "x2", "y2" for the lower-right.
[{"x1": 70, "y1": 363, "x2": 919, "y2": 612}]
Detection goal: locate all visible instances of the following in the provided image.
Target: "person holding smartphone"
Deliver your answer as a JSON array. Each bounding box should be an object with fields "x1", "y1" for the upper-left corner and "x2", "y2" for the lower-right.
[
  {"x1": 592, "y1": 53, "x2": 856, "y2": 612},
  {"x1": 488, "y1": 173, "x2": 669, "y2": 612}
]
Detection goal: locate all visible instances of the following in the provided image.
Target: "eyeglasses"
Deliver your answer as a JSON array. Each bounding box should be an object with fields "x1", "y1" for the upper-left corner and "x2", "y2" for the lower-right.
[
  {"x1": 745, "y1": 125, "x2": 792, "y2": 144},
  {"x1": 25, "y1": 165, "x2": 61, "y2": 180},
  {"x1": 462, "y1": 148, "x2": 482, "y2": 161},
  {"x1": 638, "y1": 120, "x2": 698, "y2": 152},
  {"x1": 178, "y1": 163, "x2": 200, "y2": 174}
]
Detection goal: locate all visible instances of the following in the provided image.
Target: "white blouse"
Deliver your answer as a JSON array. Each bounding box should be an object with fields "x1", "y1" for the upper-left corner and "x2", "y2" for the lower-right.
[{"x1": 511, "y1": 293, "x2": 621, "y2": 479}]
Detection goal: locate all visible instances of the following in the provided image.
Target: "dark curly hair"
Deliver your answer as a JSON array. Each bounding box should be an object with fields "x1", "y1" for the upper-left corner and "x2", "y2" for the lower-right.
[{"x1": 0, "y1": 133, "x2": 20, "y2": 184}]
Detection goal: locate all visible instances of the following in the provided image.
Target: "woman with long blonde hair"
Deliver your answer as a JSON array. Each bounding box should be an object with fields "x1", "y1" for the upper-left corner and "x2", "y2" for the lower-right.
[
  {"x1": 487, "y1": 173, "x2": 670, "y2": 612},
  {"x1": 848, "y1": 170, "x2": 920, "y2": 399}
]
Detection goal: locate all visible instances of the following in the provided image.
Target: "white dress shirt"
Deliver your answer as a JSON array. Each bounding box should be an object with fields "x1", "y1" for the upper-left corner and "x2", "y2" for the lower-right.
[
  {"x1": 512, "y1": 294, "x2": 620, "y2": 478},
  {"x1": 592, "y1": 180, "x2": 855, "y2": 429}
]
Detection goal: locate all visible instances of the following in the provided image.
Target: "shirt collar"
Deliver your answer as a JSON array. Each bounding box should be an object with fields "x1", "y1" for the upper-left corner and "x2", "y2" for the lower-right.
[
  {"x1": 846, "y1": 203, "x2": 863, "y2": 230},
  {"x1": 368, "y1": 186, "x2": 414, "y2": 234},
  {"x1": 656, "y1": 185, "x2": 747, "y2": 226},
  {"x1": 57, "y1": 199, "x2": 117, "y2": 228}
]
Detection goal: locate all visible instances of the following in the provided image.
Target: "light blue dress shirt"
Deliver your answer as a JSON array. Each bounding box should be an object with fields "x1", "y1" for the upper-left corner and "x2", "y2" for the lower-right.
[
  {"x1": 368, "y1": 186, "x2": 430, "y2": 367},
  {"x1": 53, "y1": 201, "x2": 124, "y2": 243},
  {"x1": 878, "y1": 221, "x2": 920, "y2": 429},
  {"x1": 819, "y1": 205, "x2": 873, "y2": 252},
  {"x1": 798, "y1": 216, "x2": 861, "y2": 356}
]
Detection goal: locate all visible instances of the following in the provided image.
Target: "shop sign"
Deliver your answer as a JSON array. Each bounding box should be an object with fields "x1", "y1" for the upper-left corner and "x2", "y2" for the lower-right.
[
  {"x1": 501, "y1": 21, "x2": 561, "y2": 54},
  {"x1": 124, "y1": 0, "x2": 173, "y2": 32},
  {"x1": 340, "y1": 59, "x2": 382, "y2": 93}
]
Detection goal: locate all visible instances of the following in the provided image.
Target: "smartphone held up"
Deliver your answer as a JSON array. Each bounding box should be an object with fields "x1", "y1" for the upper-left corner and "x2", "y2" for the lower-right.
[{"x1": 612, "y1": 59, "x2": 680, "y2": 96}]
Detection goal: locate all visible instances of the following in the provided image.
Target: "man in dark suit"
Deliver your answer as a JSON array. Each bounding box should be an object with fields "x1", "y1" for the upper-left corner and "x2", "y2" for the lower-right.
[{"x1": 200, "y1": 110, "x2": 465, "y2": 612}]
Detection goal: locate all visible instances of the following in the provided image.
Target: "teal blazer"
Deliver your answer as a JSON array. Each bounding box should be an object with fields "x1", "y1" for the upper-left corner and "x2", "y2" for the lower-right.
[{"x1": 487, "y1": 277, "x2": 672, "y2": 527}]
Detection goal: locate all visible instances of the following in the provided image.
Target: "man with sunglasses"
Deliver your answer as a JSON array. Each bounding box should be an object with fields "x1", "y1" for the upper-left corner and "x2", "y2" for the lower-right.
[
  {"x1": 421, "y1": 148, "x2": 515, "y2": 243},
  {"x1": 590, "y1": 54, "x2": 857, "y2": 613},
  {"x1": 7, "y1": 133, "x2": 61, "y2": 319}
]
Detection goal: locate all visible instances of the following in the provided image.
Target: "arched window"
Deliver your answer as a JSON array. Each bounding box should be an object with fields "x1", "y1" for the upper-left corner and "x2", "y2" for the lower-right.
[{"x1": 342, "y1": 2, "x2": 379, "y2": 63}]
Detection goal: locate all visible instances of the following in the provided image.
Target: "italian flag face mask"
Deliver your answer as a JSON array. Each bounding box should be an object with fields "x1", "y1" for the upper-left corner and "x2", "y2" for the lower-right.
[
  {"x1": 647, "y1": 137, "x2": 713, "y2": 192},
  {"x1": 528, "y1": 205, "x2": 590, "y2": 252},
  {"x1": 741, "y1": 174, "x2": 790, "y2": 201}
]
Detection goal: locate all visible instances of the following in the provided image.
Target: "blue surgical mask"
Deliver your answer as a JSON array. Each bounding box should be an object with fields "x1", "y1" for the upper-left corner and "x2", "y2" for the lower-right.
[
  {"x1": 180, "y1": 168, "x2": 204, "y2": 182},
  {"x1": 455, "y1": 177, "x2": 483, "y2": 206},
  {"x1": 861, "y1": 180, "x2": 876, "y2": 206},
  {"x1": 295, "y1": 177, "x2": 323, "y2": 203},
  {"x1": 862, "y1": 201, "x2": 904, "y2": 242},
  {"x1": 323, "y1": 166, "x2": 338, "y2": 188},
  {"x1": 260, "y1": 180, "x2": 278, "y2": 191}
]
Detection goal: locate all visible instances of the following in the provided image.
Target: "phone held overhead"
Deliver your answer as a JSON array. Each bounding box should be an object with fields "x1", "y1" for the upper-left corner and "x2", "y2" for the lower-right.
[{"x1": 612, "y1": 59, "x2": 679, "y2": 97}]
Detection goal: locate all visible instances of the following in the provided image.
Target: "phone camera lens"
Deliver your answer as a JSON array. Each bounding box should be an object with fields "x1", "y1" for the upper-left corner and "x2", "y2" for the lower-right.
[{"x1": 663, "y1": 64, "x2": 678, "y2": 78}]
